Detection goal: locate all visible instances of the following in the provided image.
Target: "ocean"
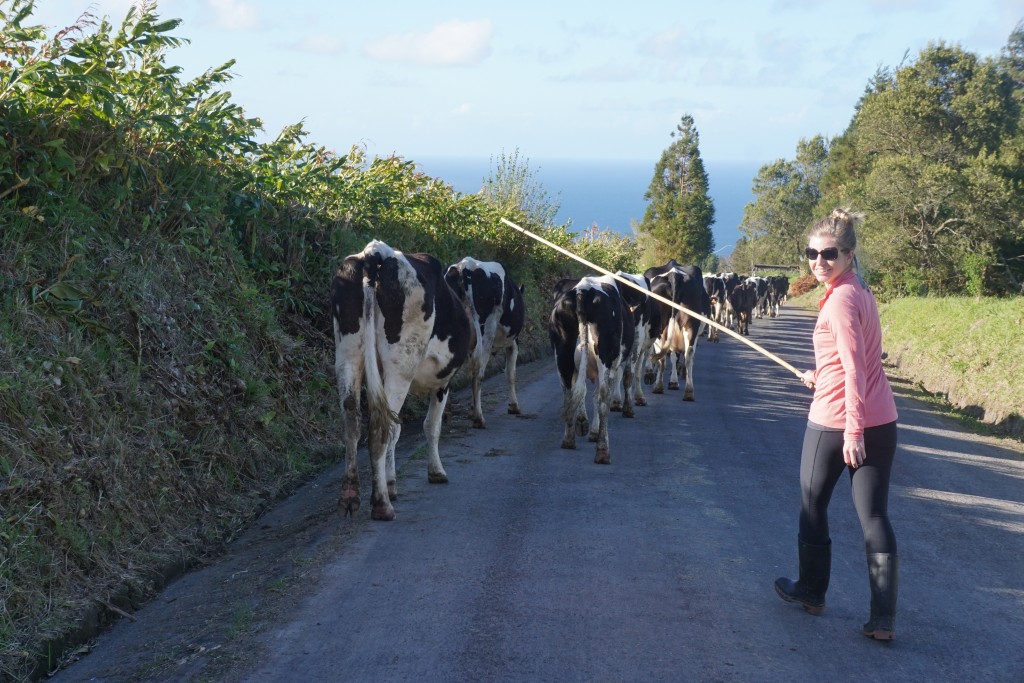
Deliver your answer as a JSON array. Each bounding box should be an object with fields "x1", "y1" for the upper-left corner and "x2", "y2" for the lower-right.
[{"x1": 415, "y1": 157, "x2": 760, "y2": 257}]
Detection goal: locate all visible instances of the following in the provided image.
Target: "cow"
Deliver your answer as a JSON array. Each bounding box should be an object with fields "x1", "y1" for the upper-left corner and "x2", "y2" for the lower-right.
[
  {"x1": 444, "y1": 257, "x2": 526, "y2": 428},
  {"x1": 747, "y1": 275, "x2": 770, "y2": 319},
  {"x1": 613, "y1": 271, "x2": 662, "y2": 410},
  {"x1": 719, "y1": 272, "x2": 742, "y2": 331},
  {"x1": 332, "y1": 240, "x2": 474, "y2": 521},
  {"x1": 703, "y1": 274, "x2": 727, "y2": 342},
  {"x1": 767, "y1": 274, "x2": 790, "y2": 318},
  {"x1": 643, "y1": 260, "x2": 709, "y2": 401},
  {"x1": 729, "y1": 280, "x2": 757, "y2": 336},
  {"x1": 549, "y1": 275, "x2": 634, "y2": 464}
]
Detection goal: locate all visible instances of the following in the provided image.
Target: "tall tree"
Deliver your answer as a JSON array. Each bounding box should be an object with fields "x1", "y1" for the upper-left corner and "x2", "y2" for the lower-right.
[
  {"x1": 821, "y1": 41, "x2": 1020, "y2": 295},
  {"x1": 740, "y1": 136, "x2": 829, "y2": 269},
  {"x1": 637, "y1": 114, "x2": 714, "y2": 264}
]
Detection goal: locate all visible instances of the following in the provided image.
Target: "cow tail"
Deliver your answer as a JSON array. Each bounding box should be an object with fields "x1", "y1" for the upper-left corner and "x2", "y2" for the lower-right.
[{"x1": 362, "y1": 279, "x2": 399, "y2": 436}]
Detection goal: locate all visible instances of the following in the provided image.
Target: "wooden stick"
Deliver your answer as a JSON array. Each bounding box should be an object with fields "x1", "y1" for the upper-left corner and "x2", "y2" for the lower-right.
[{"x1": 500, "y1": 217, "x2": 803, "y2": 379}]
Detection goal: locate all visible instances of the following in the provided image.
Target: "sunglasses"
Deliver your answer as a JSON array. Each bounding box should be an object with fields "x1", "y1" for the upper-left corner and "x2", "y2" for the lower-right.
[{"x1": 805, "y1": 247, "x2": 845, "y2": 261}]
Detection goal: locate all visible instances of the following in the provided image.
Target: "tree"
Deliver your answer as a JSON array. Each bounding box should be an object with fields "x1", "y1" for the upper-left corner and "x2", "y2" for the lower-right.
[
  {"x1": 637, "y1": 114, "x2": 714, "y2": 264},
  {"x1": 740, "y1": 136, "x2": 829, "y2": 270},
  {"x1": 821, "y1": 41, "x2": 1021, "y2": 295}
]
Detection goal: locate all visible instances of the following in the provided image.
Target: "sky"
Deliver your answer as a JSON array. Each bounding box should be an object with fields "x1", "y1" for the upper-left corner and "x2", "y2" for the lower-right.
[{"x1": 29, "y1": 0, "x2": 1024, "y2": 169}]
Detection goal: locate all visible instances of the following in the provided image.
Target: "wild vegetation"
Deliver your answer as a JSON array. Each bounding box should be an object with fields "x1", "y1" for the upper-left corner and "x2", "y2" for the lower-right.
[{"x1": 0, "y1": 2, "x2": 638, "y2": 679}]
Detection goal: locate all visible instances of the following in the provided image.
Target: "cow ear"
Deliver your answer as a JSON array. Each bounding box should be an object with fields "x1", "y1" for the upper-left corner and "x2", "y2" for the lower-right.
[{"x1": 444, "y1": 266, "x2": 465, "y2": 298}]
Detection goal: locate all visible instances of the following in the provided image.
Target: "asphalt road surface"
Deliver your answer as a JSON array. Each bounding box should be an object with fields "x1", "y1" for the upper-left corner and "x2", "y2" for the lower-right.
[{"x1": 53, "y1": 307, "x2": 1024, "y2": 683}]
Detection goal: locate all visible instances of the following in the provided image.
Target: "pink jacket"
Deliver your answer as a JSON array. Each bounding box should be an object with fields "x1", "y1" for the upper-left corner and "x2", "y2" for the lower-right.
[{"x1": 808, "y1": 270, "x2": 898, "y2": 439}]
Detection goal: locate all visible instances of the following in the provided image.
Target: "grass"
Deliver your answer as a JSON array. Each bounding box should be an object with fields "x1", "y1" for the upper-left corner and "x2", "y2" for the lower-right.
[{"x1": 879, "y1": 296, "x2": 1024, "y2": 439}]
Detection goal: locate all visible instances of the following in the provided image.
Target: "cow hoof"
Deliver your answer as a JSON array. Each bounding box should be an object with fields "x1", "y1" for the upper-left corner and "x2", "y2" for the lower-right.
[
  {"x1": 428, "y1": 471, "x2": 449, "y2": 484},
  {"x1": 610, "y1": 402, "x2": 622, "y2": 412},
  {"x1": 561, "y1": 438, "x2": 576, "y2": 450},
  {"x1": 594, "y1": 448, "x2": 610, "y2": 465},
  {"x1": 507, "y1": 404, "x2": 521, "y2": 415},
  {"x1": 635, "y1": 396, "x2": 647, "y2": 407},
  {"x1": 575, "y1": 417, "x2": 589, "y2": 437},
  {"x1": 668, "y1": 382, "x2": 680, "y2": 390},
  {"x1": 472, "y1": 416, "x2": 486, "y2": 429},
  {"x1": 684, "y1": 391, "x2": 695, "y2": 402},
  {"x1": 652, "y1": 386, "x2": 664, "y2": 395},
  {"x1": 371, "y1": 502, "x2": 396, "y2": 521},
  {"x1": 623, "y1": 407, "x2": 635, "y2": 418},
  {"x1": 643, "y1": 371, "x2": 655, "y2": 385},
  {"x1": 338, "y1": 497, "x2": 360, "y2": 518}
]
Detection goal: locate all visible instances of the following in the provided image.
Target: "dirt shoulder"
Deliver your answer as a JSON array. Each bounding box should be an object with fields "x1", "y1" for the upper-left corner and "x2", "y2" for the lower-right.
[{"x1": 49, "y1": 359, "x2": 554, "y2": 682}]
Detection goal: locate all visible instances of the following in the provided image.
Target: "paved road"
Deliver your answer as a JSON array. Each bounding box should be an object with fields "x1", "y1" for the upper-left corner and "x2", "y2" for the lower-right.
[{"x1": 53, "y1": 307, "x2": 1024, "y2": 682}]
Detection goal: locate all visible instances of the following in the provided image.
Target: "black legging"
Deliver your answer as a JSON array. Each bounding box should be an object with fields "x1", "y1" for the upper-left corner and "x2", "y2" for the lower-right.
[{"x1": 798, "y1": 421, "x2": 898, "y2": 555}]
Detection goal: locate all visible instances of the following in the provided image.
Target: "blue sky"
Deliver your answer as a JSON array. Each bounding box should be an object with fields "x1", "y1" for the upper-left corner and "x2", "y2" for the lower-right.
[{"x1": 32, "y1": 0, "x2": 1023, "y2": 168}]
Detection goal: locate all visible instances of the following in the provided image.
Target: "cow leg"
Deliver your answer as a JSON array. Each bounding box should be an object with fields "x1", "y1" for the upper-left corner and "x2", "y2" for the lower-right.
[
  {"x1": 588, "y1": 386, "x2": 601, "y2": 442},
  {"x1": 470, "y1": 358, "x2": 486, "y2": 429},
  {"x1": 368, "y1": 416, "x2": 398, "y2": 521},
  {"x1": 560, "y1": 383, "x2": 579, "y2": 449},
  {"x1": 634, "y1": 348, "x2": 649, "y2": 406},
  {"x1": 620, "y1": 362, "x2": 635, "y2": 418},
  {"x1": 653, "y1": 356, "x2": 666, "y2": 394},
  {"x1": 668, "y1": 352, "x2": 681, "y2": 390},
  {"x1": 683, "y1": 344, "x2": 696, "y2": 401},
  {"x1": 370, "y1": 378, "x2": 412, "y2": 522},
  {"x1": 593, "y1": 374, "x2": 612, "y2": 464},
  {"x1": 609, "y1": 374, "x2": 624, "y2": 413},
  {"x1": 505, "y1": 341, "x2": 521, "y2": 415},
  {"x1": 423, "y1": 386, "x2": 450, "y2": 484},
  {"x1": 335, "y1": 360, "x2": 363, "y2": 517},
  {"x1": 384, "y1": 421, "x2": 400, "y2": 500}
]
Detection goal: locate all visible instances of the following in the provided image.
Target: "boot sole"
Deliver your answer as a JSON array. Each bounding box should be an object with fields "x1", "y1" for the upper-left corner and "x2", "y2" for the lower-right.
[
  {"x1": 864, "y1": 629, "x2": 895, "y2": 641},
  {"x1": 774, "y1": 582, "x2": 825, "y2": 615}
]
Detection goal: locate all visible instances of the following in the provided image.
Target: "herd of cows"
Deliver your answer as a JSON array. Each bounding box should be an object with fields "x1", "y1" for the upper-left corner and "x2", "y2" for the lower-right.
[{"x1": 332, "y1": 239, "x2": 790, "y2": 521}]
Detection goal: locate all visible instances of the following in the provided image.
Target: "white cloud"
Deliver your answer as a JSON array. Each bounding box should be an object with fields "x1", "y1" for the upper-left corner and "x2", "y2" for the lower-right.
[
  {"x1": 363, "y1": 19, "x2": 495, "y2": 67},
  {"x1": 206, "y1": 0, "x2": 261, "y2": 31},
  {"x1": 640, "y1": 27, "x2": 688, "y2": 60},
  {"x1": 295, "y1": 34, "x2": 345, "y2": 55},
  {"x1": 552, "y1": 62, "x2": 643, "y2": 83},
  {"x1": 452, "y1": 103, "x2": 472, "y2": 115}
]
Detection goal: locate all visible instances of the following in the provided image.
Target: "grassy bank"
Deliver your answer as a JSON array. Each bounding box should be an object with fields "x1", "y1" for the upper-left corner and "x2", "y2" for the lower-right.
[{"x1": 880, "y1": 296, "x2": 1024, "y2": 439}]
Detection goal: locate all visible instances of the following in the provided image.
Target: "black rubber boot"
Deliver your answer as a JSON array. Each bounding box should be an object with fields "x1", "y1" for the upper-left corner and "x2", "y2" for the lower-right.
[
  {"x1": 862, "y1": 553, "x2": 898, "y2": 640},
  {"x1": 774, "y1": 538, "x2": 831, "y2": 616}
]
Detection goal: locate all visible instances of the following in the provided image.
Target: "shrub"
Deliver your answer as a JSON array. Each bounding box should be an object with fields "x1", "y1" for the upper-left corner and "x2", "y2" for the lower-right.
[{"x1": 788, "y1": 273, "x2": 819, "y2": 298}]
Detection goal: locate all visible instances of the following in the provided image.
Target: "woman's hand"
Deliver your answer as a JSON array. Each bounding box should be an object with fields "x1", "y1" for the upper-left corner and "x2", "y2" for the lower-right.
[
  {"x1": 844, "y1": 438, "x2": 866, "y2": 469},
  {"x1": 800, "y1": 370, "x2": 815, "y2": 389}
]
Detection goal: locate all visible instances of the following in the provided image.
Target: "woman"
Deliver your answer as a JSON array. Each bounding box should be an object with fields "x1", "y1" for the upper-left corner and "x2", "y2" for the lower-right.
[{"x1": 774, "y1": 208, "x2": 900, "y2": 641}]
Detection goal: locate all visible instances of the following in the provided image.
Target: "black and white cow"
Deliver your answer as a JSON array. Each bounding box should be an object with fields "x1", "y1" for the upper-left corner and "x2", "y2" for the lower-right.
[
  {"x1": 444, "y1": 257, "x2": 525, "y2": 428},
  {"x1": 747, "y1": 275, "x2": 770, "y2": 319},
  {"x1": 332, "y1": 240, "x2": 474, "y2": 521},
  {"x1": 729, "y1": 280, "x2": 757, "y2": 336},
  {"x1": 767, "y1": 275, "x2": 790, "y2": 318},
  {"x1": 643, "y1": 260, "x2": 709, "y2": 401},
  {"x1": 613, "y1": 271, "x2": 662, "y2": 410},
  {"x1": 549, "y1": 275, "x2": 634, "y2": 464},
  {"x1": 719, "y1": 272, "x2": 742, "y2": 331},
  {"x1": 703, "y1": 274, "x2": 727, "y2": 342}
]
